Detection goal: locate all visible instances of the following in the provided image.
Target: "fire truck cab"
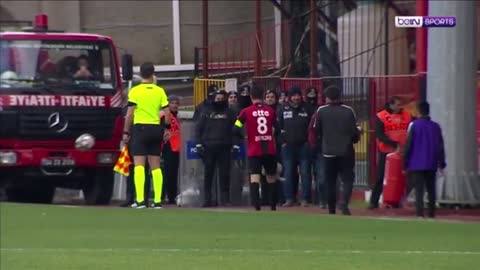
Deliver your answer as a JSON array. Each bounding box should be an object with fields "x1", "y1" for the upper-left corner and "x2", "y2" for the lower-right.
[{"x1": 0, "y1": 14, "x2": 133, "y2": 204}]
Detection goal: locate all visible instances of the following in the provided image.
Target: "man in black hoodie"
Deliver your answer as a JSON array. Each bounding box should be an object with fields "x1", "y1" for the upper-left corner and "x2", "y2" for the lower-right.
[
  {"x1": 193, "y1": 84, "x2": 218, "y2": 122},
  {"x1": 195, "y1": 90, "x2": 238, "y2": 207},
  {"x1": 238, "y1": 84, "x2": 253, "y2": 110}
]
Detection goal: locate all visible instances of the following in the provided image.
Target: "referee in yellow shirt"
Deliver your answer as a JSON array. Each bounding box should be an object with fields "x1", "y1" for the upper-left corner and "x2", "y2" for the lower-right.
[{"x1": 122, "y1": 62, "x2": 171, "y2": 209}]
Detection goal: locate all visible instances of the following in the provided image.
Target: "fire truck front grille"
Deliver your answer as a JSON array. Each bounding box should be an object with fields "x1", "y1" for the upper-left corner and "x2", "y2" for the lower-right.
[{"x1": 18, "y1": 107, "x2": 120, "y2": 140}]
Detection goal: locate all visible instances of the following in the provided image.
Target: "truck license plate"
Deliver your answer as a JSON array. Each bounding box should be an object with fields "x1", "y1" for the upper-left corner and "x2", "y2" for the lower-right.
[{"x1": 41, "y1": 158, "x2": 75, "y2": 167}]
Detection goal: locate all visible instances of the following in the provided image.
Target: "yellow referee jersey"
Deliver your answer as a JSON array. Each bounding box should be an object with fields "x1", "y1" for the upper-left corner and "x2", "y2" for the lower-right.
[{"x1": 128, "y1": 83, "x2": 169, "y2": 125}]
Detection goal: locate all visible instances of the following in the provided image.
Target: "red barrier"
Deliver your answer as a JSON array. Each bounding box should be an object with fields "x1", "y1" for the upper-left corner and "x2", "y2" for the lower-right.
[{"x1": 383, "y1": 152, "x2": 407, "y2": 207}]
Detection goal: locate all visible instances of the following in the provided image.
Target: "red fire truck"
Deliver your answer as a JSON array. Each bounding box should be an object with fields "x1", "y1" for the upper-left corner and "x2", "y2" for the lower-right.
[{"x1": 0, "y1": 14, "x2": 133, "y2": 204}]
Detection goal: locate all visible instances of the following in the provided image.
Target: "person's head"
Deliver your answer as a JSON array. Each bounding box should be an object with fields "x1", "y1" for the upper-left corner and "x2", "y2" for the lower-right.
[
  {"x1": 206, "y1": 84, "x2": 218, "y2": 101},
  {"x1": 212, "y1": 90, "x2": 228, "y2": 111},
  {"x1": 288, "y1": 86, "x2": 302, "y2": 106},
  {"x1": 306, "y1": 87, "x2": 318, "y2": 106},
  {"x1": 324, "y1": 85, "x2": 341, "y2": 103},
  {"x1": 239, "y1": 84, "x2": 253, "y2": 108},
  {"x1": 78, "y1": 55, "x2": 89, "y2": 69},
  {"x1": 417, "y1": 101, "x2": 430, "y2": 116},
  {"x1": 387, "y1": 96, "x2": 403, "y2": 113},
  {"x1": 264, "y1": 89, "x2": 278, "y2": 106},
  {"x1": 250, "y1": 84, "x2": 263, "y2": 101},
  {"x1": 278, "y1": 91, "x2": 286, "y2": 105},
  {"x1": 227, "y1": 91, "x2": 238, "y2": 107},
  {"x1": 239, "y1": 84, "x2": 251, "y2": 96},
  {"x1": 140, "y1": 62, "x2": 155, "y2": 81},
  {"x1": 168, "y1": 95, "x2": 180, "y2": 113}
]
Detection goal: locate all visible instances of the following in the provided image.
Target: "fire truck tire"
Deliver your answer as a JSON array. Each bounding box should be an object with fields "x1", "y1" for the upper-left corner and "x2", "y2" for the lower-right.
[
  {"x1": 83, "y1": 170, "x2": 114, "y2": 205},
  {"x1": 6, "y1": 185, "x2": 55, "y2": 204}
]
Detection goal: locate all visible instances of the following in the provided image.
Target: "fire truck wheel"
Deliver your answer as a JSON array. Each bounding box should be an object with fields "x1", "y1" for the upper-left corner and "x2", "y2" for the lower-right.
[
  {"x1": 6, "y1": 185, "x2": 55, "y2": 204},
  {"x1": 82, "y1": 170, "x2": 114, "y2": 205}
]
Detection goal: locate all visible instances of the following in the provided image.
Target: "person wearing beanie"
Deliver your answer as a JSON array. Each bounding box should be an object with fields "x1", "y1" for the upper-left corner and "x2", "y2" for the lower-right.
[
  {"x1": 314, "y1": 85, "x2": 360, "y2": 215},
  {"x1": 238, "y1": 84, "x2": 253, "y2": 109},
  {"x1": 160, "y1": 95, "x2": 181, "y2": 205},
  {"x1": 193, "y1": 84, "x2": 218, "y2": 122},
  {"x1": 277, "y1": 86, "x2": 314, "y2": 207},
  {"x1": 195, "y1": 89, "x2": 238, "y2": 207}
]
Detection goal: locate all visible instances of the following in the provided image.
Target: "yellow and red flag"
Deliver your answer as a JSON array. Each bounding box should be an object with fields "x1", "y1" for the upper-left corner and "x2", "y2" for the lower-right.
[{"x1": 113, "y1": 145, "x2": 132, "y2": 176}]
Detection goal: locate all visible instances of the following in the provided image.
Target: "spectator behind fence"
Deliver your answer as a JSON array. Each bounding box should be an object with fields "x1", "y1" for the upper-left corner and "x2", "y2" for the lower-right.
[
  {"x1": 228, "y1": 91, "x2": 240, "y2": 116},
  {"x1": 306, "y1": 87, "x2": 327, "y2": 208},
  {"x1": 122, "y1": 62, "x2": 171, "y2": 209},
  {"x1": 161, "y1": 95, "x2": 181, "y2": 205},
  {"x1": 314, "y1": 85, "x2": 360, "y2": 215},
  {"x1": 238, "y1": 84, "x2": 253, "y2": 109},
  {"x1": 195, "y1": 90, "x2": 238, "y2": 207},
  {"x1": 278, "y1": 86, "x2": 314, "y2": 207},
  {"x1": 193, "y1": 84, "x2": 218, "y2": 122},
  {"x1": 403, "y1": 101, "x2": 446, "y2": 218},
  {"x1": 369, "y1": 96, "x2": 412, "y2": 209},
  {"x1": 278, "y1": 91, "x2": 286, "y2": 105}
]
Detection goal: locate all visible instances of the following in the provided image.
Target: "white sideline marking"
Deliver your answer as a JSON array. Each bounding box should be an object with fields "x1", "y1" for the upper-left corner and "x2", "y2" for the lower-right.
[{"x1": 1, "y1": 248, "x2": 479, "y2": 255}]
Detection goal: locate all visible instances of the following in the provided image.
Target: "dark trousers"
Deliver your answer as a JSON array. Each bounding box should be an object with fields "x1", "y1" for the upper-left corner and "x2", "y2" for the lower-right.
[
  {"x1": 370, "y1": 152, "x2": 388, "y2": 206},
  {"x1": 409, "y1": 171, "x2": 436, "y2": 217},
  {"x1": 162, "y1": 143, "x2": 180, "y2": 204},
  {"x1": 203, "y1": 145, "x2": 231, "y2": 205},
  {"x1": 324, "y1": 154, "x2": 354, "y2": 213}
]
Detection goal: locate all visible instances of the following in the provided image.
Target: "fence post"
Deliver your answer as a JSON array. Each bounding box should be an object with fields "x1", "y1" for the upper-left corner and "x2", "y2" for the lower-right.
[{"x1": 194, "y1": 47, "x2": 200, "y2": 78}]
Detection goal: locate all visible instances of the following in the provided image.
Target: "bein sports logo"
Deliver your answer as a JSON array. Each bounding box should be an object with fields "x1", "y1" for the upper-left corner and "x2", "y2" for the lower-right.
[{"x1": 395, "y1": 16, "x2": 456, "y2": 28}]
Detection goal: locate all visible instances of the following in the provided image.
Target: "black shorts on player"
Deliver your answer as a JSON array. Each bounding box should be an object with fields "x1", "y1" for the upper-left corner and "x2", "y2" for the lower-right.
[
  {"x1": 248, "y1": 155, "x2": 277, "y2": 175},
  {"x1": 130, "y1": 124, "x2": 164, "y2": 156}
]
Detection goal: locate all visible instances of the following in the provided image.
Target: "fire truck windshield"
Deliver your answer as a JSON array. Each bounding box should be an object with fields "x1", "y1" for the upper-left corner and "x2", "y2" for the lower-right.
[{"x1": 0, "y1": 40, "x2": 117, "y2": 94}]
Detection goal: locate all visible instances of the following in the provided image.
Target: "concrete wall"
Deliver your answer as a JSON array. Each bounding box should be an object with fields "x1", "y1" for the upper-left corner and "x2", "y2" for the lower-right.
[
  {"x1": 1, "y1": 0, "x2": 274, "y2": 66},
  {"x1": 179, "y1": 0, "x2": 274, "y2": 63}
]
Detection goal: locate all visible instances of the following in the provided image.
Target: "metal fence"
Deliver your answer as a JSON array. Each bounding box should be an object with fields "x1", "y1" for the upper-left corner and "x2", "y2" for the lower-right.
[{"x1": 193, "y1": 78, "x2": 226, "y2": 107}]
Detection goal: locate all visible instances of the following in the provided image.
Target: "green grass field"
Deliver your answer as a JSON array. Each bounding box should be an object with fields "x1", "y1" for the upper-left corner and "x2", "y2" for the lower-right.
[{"x1": 1, "y1": 203, "x2": 479, "y2": 270}]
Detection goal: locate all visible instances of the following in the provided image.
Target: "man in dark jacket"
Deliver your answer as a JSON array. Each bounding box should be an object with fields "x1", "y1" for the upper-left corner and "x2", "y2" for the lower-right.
[
  {"x1": 195, "y1": 90, "x2": 238, "y2": 207},
  {"x1": 193, "y1": 84, "x2": 218, "y2": 122},
  {"x1": 278, "y1": 86, "x2": 314, "y2": 207},
  {"x1": 314, "y1": 85, "x2": 360, "y2": 215},
  {"x1": 403, "y1": 101, "x2": 446, "y2": 218}
]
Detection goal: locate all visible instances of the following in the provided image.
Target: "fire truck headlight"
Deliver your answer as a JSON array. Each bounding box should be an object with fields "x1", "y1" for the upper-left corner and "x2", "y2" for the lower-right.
[
  {"x1": 97, "y1": 153, "x2": 115, "y2": 164},
  {"x1": 75, "y1": 133, "x2": 95, "y2": 151},
  {"x1": 0, "y1": 151, "x2": 17, "y2": 165}
]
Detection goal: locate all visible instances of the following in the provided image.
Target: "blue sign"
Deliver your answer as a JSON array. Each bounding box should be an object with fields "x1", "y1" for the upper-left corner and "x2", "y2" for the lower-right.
[
  {"x1": 186, "y1": 141, "x2": 201, "y2": 160},
  {"x1": 185, "y1": 141, "x2": 246, "y2": 160}
]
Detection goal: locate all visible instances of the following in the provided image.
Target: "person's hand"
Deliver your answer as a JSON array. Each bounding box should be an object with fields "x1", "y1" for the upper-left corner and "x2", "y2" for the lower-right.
[
  {"x1": 232, "y1": 145, "x2": 241, "y2": 154},
  {"x1": 122, "y1": 133, "x2": 130, "y2": 144},
  {"x1": 356, "y1": 125, "x2": 362, "y2": 133},
  {"x1": 163, "y1": 130, "x2": 171, "y2": 142},
  {"x1": 195, "y1": 144, "x2": 205, "y2": 157},
  {"x1": 438, "y1": 168, "x2": 445, "y2": 177},
  {"x1": 396, "y1": 144, "x2": 401, "y2": 153}
]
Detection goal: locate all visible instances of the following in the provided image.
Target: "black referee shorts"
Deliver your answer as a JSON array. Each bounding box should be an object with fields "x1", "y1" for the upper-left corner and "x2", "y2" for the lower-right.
[
  {"x1": 130, "y1": 124, "x2": 164, "y2": 156},
  {"x1": 248, "y1": 155, "x2": 277, "y2": 175}
]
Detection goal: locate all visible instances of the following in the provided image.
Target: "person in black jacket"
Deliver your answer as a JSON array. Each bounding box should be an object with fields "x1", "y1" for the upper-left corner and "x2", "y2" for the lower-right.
[
  {"x1": 314, "y1": 85, "x2": 360, "y2": 215},
  {"x1": 195, "y1": 90, "x2": 238, "y2": 207},
  {"x1": 238, "y1": 84, "x2": 253, "y2": 109},
  {"x1": 193, "y1": 84, "x2": 218, "y2": 122},
  {"x1": 278, "y1": 86, "x2": 314, "y2": 207}
]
